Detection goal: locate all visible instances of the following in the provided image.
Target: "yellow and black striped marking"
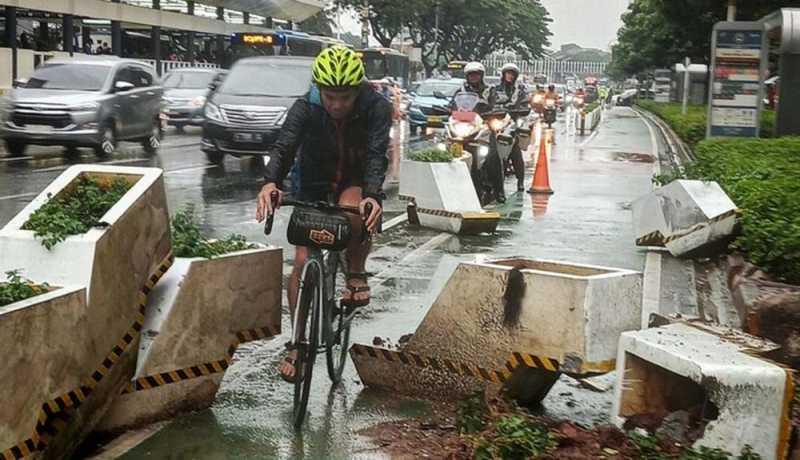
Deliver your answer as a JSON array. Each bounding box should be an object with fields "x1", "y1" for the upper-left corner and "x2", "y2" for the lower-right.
[
  {"x1": 662, "y1": 209, "x2": 740, "y2": 244},
  {"x1": 350, "y1": 344, "x2": 561, "y2": 385},
  {"x1": 398, "y1": 194, "x2": 415, "y2": 202},
  {"x1": 121, "y1": 325, "x2": 279, "y2": 394},
  {"x1": 417, "y1": 207, "x2": 463, "y2": 219},
  {"x1": 635, "y1": 230, "x2": 665, "y2": 247},
  {"x1": 1, "y1": 253, "x2": 174, "y2": 460}
]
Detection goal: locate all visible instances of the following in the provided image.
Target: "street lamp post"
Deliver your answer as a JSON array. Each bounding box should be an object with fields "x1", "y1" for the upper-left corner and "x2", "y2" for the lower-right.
[
  {"x1": 361, "y1": 0, "x2": 369, "y2": 49},
  {"x1": 727, "y1": 0, "x2": 737, "y2": 21}
]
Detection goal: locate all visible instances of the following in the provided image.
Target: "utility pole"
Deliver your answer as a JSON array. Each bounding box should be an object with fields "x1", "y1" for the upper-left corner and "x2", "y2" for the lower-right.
[
  {"x1": 360, "y1": 0, "x2": 369, "y2": 49},
  {"x1": 682, "y1": 57, "x2": 691, "y2": 115},
  {"x1": 434, "y1": 1, "x2": 439, "y2": 67},
  {"x1": 727, "y1": 0, "x2": 737, "y2": 21}
]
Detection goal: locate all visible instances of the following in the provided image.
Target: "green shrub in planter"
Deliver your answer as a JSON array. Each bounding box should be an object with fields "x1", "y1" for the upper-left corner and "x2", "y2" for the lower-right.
[
  {"x1": 408, "y1": 149, "x2": 455, "y2": 163},
  {"x1": 171, "y1": 205, "x2": 255, "y2": 259},
  {"x1": 0, "y1": 270, "x2": 50, "y2": 307},
  {"x1": 671, "y1": 137, "x2": 800, "y2": 283},
  {"x1": 22, "y1": 176, "x2": 132, "y2": 249}
]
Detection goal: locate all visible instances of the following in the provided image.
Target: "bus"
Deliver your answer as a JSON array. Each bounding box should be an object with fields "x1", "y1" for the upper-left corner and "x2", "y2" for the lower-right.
[
  {"x1": 446, "y1": 61, "x2": 468, "y2": 78},
  {"x1": 358, "y1": 48, "x2": 411, "y2": 89},
  {"x1": 229, "y1": 31, "x2": 350, "y2": 63}
]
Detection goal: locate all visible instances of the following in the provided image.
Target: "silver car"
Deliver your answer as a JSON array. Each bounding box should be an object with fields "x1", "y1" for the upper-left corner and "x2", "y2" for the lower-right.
[
  {"x1": 1, "y1": 57, "x2": 163, "y2": 157},
  {"x1": 162, "y1": 68, "x2": 225, "y2": 130}
]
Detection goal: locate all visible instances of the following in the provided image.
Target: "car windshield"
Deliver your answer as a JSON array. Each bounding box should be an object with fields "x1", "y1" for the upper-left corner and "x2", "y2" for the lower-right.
[
  {"x1": 415, "y1": 81, "x2": 461, "y2": 97},
  {"x1": 162, "y1": 71, "x2": 215, "y2": 89},
  {"x1": 26, "y1": 64, "x2": 110, "y2": 91},
  {"x1": 219, "y1": 61, "x2": 312, "y2": 97}
]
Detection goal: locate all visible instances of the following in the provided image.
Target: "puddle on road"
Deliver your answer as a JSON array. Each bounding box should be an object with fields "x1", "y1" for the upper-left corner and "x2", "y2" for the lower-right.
[{"x1": 612, "y1": 151, "x2": 656, "y2": 163}]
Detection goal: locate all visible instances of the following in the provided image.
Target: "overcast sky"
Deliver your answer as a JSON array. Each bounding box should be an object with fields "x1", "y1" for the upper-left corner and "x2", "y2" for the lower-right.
[{"x1": 334, "y1": 0, "x2": 632, "y2": 52}]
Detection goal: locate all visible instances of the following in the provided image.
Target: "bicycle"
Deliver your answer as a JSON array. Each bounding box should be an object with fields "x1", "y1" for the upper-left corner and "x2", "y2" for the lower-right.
[{"x1": 264, "y1": 193, "x2": 371, "y2": 429}]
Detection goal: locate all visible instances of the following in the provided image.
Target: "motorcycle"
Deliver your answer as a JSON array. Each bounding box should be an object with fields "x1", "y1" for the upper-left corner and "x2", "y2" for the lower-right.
[
  {"x1": 543, "y1": 96, "x2": 558, "y2": 128},
  {"x1": 444, "y1": 93, "x2": 508, "y2": 205}
]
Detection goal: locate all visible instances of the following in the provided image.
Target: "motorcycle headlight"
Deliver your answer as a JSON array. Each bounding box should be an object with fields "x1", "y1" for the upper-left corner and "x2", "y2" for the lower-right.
[
  {"x1": 204, "y1": 102, "x2": 224, "y2": 122},
  {"x1": 533, "y1": 95, "x2": 544, "y2": 104},
  {"x1": 190, "y1": 96, "x2": 207, "y2": 107},
  {"x1": 477, "y1": 145, "x2": 489, "y2": 160},
  {"x1": 489, "y1": 119, "x2": 505, "y2": 132},
  {"x1": 453, "y1": 122, "x2": 474, "y2": 139},
  {"x1": 546, "y1": 99, "x2": 556, "y2": 108},
  {"x1": 575, "y1": 97, "x2": 585, "y2": 105},
  {"x1": 71, "y1": 102, "x2": 99, "y2": 111}
]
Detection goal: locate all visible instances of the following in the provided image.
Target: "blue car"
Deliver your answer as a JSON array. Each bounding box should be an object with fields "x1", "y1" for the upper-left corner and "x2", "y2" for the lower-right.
[{"x1": 407, "y1": 78, "x2": 464, "y2": 134}]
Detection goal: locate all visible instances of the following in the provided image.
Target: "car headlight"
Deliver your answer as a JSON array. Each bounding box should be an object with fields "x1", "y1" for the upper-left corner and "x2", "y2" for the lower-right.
[
  {"x1": 453, "y1": 122, "x2": 474, "y2": 139},
  {"x1": 489, "y1": 118, "x2": 505, "y2": 132},
  {"x1": 205, "y1": 102, "x2": 224, "y2": 122},
  {"x1": 71, "y1": 102, "x2": 99, "y2": 111},
  {"x1": 191, "y1": 96, "x2": 206, "y2": 108}
]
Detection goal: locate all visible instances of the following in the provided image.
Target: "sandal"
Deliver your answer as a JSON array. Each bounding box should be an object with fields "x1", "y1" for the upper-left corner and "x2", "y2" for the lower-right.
[
  {"x1": 341, "y1": 272, "x2": 371, "y2": 308},
  {"x1": 278, "y1": 347, "x2": 299, "y2": 384}
]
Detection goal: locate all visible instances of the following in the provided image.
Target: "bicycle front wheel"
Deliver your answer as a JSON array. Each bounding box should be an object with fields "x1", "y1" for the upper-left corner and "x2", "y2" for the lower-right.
[
  {"x1": 324, "y1": 252, "x2": 350, "y2": 384},
  {"x1": 293, "y1": 262, "x2": 322, "y2": 429}
]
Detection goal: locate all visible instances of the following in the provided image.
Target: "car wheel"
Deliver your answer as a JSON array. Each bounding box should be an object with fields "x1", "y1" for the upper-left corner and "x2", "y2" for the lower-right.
[
  {"x1": 142, "y1": 120, "x2": 162, "y2": 155},
  {"x1": 94, "y1": 123, "x2": 117, "y2": 158},
  {"x1": 4, "y1": 140, "x2": 27, "y2": 157},
  {"x1": 205, "y1": 150, "x2": 225, "y2": 164},
  {"x1": 410, "y1": 125, "x2": 418, "y2": 136}
]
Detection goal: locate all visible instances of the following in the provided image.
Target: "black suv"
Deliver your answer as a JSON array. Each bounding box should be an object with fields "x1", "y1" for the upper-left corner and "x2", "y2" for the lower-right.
[
  {"x1": 201, "y1": 56, "x2": 313, "y2": 163},
  {"x1": 1, "y1": 57, "x2": 163, "y2": 157}
]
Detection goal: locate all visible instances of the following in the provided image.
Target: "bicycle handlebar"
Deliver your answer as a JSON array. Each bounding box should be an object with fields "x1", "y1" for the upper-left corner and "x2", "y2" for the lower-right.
[{"x1": 264, "y1": 192, "x2": 373, "y2": 236}]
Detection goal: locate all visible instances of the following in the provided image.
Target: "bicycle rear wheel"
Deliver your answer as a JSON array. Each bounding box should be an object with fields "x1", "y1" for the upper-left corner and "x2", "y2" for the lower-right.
[
  {"x1": 293, "y1": 262, "x2": 322, "y2": 429},
  {"x1": 324, "y1": 252, "x2": 351, "y2": 384}
]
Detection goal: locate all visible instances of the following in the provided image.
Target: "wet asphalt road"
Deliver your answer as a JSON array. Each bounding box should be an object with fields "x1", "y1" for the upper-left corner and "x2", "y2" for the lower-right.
[{"x1": 0, "y1": 109, "x2": 658, "y2": 459}]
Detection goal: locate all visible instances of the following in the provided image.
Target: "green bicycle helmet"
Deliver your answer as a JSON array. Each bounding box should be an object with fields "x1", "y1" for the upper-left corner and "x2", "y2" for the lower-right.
[{"x1": 312, "y1": 46, "x2": 365, "y2": 88}]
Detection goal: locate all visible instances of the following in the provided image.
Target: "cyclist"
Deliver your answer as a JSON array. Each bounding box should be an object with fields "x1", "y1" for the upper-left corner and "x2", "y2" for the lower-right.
[{"x1": 255, "y1": 46, "x2": 391, "y2": 383}]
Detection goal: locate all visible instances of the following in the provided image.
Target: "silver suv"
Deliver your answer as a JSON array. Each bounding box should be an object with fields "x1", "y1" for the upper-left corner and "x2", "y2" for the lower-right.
[{"x1": 1, "y1": 57, "x2": 163, "y2": 157}]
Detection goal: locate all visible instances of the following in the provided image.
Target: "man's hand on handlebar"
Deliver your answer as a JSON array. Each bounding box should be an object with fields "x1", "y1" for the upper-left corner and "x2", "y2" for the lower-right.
[
  {"x1": 256, "y1": 183, "x2": 283, "y2": 222},
  {"x1": 360, "y1": 197, "x2": 382, "y2": 233}
]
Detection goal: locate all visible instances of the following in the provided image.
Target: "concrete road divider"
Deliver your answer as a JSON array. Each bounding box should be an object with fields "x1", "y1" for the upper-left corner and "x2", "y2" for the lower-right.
[
  {"x1": 0, "y1": 165, "x2": 171, "y2": 458},
  {"x1": 399, "y1": 156, "x2": 500, "y2": 234},
  {"x1": 97, "y1": 246, "x2": 282, "y2": 432},
  {"x1": 0, "y1": 286, "x2": 86, "y2": 458},
  {"x1": 351, "y1": 258, "x2": 641, "y2": 404},
  {"x1": 632, "y1": 180, "x2": 739, "y2": 257},
  {"x1": 612, "y1": 322, "x2": 793, "y2": 460}
]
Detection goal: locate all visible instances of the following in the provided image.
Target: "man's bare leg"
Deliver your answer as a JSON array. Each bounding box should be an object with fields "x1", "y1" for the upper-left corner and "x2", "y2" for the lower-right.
[
  {"x1": 278, "y1": 245, "x2": 308, "y2": 380},
  {"x1": 339, "y1": 186, "x2": 371, "y2": 304}
]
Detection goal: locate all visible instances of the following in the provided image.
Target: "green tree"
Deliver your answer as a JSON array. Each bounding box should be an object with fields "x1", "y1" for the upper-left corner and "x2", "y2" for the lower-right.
[
  {"x1": 336, "y1": 0, "x2": 551, "y2": 75},
  {"x1": 608, "y1": 0, "x2": 800, "y2": 78},
  {"x1": 298, "y1": 9, "x2": 335, "y2": 36}
]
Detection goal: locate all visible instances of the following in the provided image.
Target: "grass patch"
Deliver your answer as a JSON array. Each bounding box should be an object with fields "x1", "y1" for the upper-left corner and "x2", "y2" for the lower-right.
[
  {"x1": 22, "y1": 176, "x2": 132, "y2": 249},
  {"x1": 408, "y1": 149, "x2": 455, "y2": 163},
  {"x1": 0, "y1": 270, "x2": 50, "y2": 307},
  {"x1": 636, "y1": 101, "x2": 776, "y2": 146},
  {"x1": 665, "y1": 137, "x2": 800, "y2": 283},
  {"x1": 171, "y1": 204, "x2": 255, "y2": 259}
]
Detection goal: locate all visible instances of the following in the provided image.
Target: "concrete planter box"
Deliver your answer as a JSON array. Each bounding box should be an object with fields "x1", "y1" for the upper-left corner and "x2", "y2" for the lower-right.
[
  {"x1": 0, "y1": 286, "x2": 87, "y2": 455},
  {"x1": 399, "y1": 158, "x2": 499, "y2": 234},
  {"x1": 352, "y1": 258, "x2": 641, "y2": 403},
  {"x1": 613, "y1": 323, "x2": 793, "y2": 460},
  {"x1": 0, "y1": 165, "x2": 171, "y2": 457},
  {"x1": 98, "y1": 246, "x2": 282, "y2": 432},
  {"x1": 632, "y1": 180, "x2": 738, "y2": 256}
]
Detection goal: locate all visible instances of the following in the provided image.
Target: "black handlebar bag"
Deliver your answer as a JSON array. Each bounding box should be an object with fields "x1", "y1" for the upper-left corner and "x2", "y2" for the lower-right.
[{"x1": 287, "y1": 207, "x2": 352, "y2": 251}]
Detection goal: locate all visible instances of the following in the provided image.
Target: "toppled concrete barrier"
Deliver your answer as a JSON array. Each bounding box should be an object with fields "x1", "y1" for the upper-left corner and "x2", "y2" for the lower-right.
[
  {"x1": 400, "y1": 157, "x2": 500, "y2": 234},
  {"x1": 97, "y1": 246, "x2": 282, "y2": 432},
  {"x1": 351, "y1": 258, "x2": 641, "y2": 404},
  {"x1": 0, "y1": 165, "x2": 171, "y2": 458},
  {"x1": 612, "y1": 322, "x2": 793, "y2": 460},
  {"x1": 632, "y1": 180, "x2": 738, "y2": 256}
]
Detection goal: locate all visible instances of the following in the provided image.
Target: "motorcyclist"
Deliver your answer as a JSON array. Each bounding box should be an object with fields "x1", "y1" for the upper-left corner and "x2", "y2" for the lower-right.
[
  {"x1": 530, "y1": 84, "x2": 547, "y2": 115},
  {"x1": 544, "y1": 84, "x2": 560, "y2": 145},
  {"x1": 451, "y1": 62, "x2": 496, "y2": 114},
  {"x1": 495, "y1": 63, "x2": 528, "y2": 192}
]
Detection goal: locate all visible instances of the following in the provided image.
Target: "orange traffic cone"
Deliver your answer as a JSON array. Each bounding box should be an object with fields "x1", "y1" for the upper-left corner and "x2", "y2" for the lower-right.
[{"x1": 527, "y1": 130, "x2": 554, "y2": 195}]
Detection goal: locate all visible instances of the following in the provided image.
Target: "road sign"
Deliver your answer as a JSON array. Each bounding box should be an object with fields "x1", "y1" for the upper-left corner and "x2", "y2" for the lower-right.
[{"x1": 707, "y1": 22, "x2": 767, "y2": 138}]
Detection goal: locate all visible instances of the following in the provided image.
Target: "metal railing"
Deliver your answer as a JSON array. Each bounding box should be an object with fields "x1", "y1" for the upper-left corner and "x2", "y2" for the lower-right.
[
  {"x1": 482, "y1": 56, "x2": 608, "y2": 79},
  {"x1": 138, "y1": 59, "x2": 221, "y2": 74}
]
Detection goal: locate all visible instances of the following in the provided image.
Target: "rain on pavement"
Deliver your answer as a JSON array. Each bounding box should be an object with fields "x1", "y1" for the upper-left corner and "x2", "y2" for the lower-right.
[{"x1": 0, "y1": 107, "x2": 658, "y2": 459}]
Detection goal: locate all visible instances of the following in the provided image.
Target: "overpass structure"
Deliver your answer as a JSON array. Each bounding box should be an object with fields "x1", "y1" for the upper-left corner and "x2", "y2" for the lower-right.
[{"x1": 0, "y1": 0, "x2": 325, "y2": 89}]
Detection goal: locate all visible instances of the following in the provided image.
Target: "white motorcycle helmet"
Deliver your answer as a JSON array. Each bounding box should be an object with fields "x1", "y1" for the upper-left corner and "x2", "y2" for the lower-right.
[
  {"x1": 464, "y1": 62, "x2": 485, "y2": 78},
  {"x1": 501, "y1": 63, "x2": 520, "y2": 79}
]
